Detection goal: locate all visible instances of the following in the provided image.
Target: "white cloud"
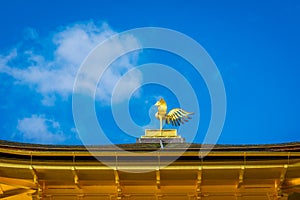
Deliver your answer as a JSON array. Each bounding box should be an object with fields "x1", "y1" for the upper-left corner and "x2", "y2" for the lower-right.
[
  {"x1": 23, "y1": 27, "x2": 39, "y2": 40},
  {"x1": 0, "y1": 21, "x2": 142, "y2": 106},
  {"x1": 53, "y1": 22, "x2": 115, "y2": 66},
  {"x1": 17, "y1": 115, "x2": 66, "y2": 144}
]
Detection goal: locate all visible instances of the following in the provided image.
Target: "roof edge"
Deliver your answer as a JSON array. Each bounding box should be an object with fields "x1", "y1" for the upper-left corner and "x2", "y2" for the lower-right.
[{"x1": 0, "y1": 139, "x2": 300, "y2": 152}]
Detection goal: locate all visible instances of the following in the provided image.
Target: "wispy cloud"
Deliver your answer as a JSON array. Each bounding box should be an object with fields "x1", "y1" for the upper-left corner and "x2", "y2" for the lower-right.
[
  {"x1": 0, "y1": 21, "x2": 143, "y2": 144},
  {"x1": 0, "y1": 21, "x2": 142, "y2": 106},
  {"x1": 17, "y1": 115, "x2": 66, "y2": 144}
]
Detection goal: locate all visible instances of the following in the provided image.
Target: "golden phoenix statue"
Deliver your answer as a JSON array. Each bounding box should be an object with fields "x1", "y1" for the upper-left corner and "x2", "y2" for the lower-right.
[{"x1": 155, "y1": 98, "x2": 193, "y2": 130}]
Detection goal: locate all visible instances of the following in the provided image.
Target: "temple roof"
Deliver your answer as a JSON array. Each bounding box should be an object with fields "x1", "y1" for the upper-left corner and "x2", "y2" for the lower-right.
[
  {"x1": 0, "y1": 140, "x2": 300, "y2": 200},
  {"x1": 1, "y1": 139, "x2": 300, "y2": 152}
]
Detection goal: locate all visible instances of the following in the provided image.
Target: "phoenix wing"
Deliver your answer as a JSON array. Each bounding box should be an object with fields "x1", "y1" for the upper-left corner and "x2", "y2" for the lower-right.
[{"x1": 166, "y1": 108, "x2": 193, "y2": 126}]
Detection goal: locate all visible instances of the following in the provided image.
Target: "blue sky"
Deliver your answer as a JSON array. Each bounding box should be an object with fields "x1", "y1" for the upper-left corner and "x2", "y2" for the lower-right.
[{"x1": 0, "y1": 0, "x2": 299, "y2": 145}]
